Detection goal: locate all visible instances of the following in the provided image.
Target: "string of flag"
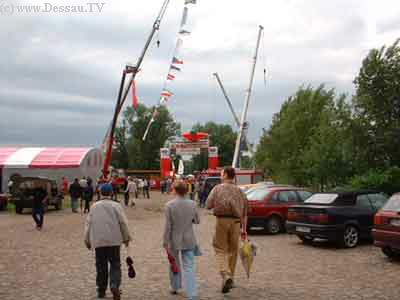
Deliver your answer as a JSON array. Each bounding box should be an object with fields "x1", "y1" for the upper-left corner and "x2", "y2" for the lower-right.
[{"x1": 143, "y1": 0, "x2": 196, "y2": 141}]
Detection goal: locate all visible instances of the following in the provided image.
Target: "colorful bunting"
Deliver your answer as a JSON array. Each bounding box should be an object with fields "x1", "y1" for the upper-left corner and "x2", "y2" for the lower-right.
[{"x1": 142, "y1": 1, "x2": 196, "y2": 141}]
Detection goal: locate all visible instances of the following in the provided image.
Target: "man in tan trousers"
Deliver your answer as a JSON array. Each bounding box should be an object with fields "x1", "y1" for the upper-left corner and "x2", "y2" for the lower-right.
[{"x1": 206, "y1": 167, "x2": 248, "y2": 294}]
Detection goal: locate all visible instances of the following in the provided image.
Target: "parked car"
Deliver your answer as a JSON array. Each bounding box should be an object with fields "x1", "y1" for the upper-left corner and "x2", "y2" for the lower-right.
[
  {"x1": 9, "y1": 177, "x2": 63, "y2": 214},
  {"x1": 286, "y1": 191, "x2": 388, "y2": 248},
  {"x1": 246, "y1": 185, "x2": 313, "y2": 234},
  {"x1": 0, "y1": 194, "x2": 8, "y2": 211},
  {"x1": 372, "y1": 193, "x2": 400, "y2": 258}
]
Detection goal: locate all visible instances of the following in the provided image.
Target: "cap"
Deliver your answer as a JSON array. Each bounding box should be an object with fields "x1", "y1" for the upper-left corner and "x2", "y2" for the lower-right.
[{"x1": 100, "y1": 183, "x2": 113, "y2": 194}]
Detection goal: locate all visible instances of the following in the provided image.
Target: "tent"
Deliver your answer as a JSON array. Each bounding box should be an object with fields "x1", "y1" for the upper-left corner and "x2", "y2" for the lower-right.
[{"x1": 0, "y1": 147, "x2": 103, "y2": 193}]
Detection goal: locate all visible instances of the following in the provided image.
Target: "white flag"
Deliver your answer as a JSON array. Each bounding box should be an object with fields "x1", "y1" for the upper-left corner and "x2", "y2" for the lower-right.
[
  {"x1": 181, "y1": 7, "x2": 188, "y2": 27},
  {"x1": 178, "y1": 159, "x2": 184, "y2": 175}
]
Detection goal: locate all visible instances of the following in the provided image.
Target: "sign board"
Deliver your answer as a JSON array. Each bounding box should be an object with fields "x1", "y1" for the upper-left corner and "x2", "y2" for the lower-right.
[
  {"x1": 171, "y1": 140, "x2": 208, "y2": 156},
  {"x1": 160, "y1": 148, "x2": 170, "y2": 159},
  {"x1": 208, "y1": 146, "x2": 218, "y2": 157}
]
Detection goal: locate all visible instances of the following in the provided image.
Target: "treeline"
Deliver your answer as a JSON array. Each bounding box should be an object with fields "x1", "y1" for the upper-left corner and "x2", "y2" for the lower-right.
[{"x1": 255, "y1": 39, "x2": 400, "y2": 193}]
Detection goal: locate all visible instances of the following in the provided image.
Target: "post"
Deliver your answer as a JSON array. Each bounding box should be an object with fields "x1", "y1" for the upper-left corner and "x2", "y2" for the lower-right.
[
  {"x1": 213, "y1": 73, "x2": 240, "y2": 126},
  {"x1": 232, "y1": 25, "x2": 263, "y2": 168}
]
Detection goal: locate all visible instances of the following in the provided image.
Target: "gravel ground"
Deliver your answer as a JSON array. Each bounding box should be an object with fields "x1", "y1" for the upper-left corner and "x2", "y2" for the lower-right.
[{"x1": 1, "y1": 191, "x2": 400, "y2": 300}]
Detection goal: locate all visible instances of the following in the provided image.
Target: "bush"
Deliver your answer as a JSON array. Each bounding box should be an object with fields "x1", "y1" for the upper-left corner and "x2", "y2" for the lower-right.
[{"x1": 347, "y1": 166, "x2": 400, "y2": 195}]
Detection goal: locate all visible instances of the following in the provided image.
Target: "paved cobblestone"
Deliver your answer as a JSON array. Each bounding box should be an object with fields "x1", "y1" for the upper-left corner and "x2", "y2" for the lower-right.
[{"x1": 1, "y1": 192, "x2": 400, "y2": 299}]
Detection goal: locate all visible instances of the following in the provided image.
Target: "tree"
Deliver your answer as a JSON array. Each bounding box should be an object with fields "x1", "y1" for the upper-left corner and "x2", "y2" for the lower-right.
[
  {"x1": 111, "y1": 104, "x2": 180, "y2": 170},
  {"x1": 190, "y1": 122, "x2": 237, "y2": 170},
  {"x1": 255, "y1": 85, "x2": 353, "y2": 189},
  {"x1": 353, "y1": 38, "x2": 400, "y2": 169}
]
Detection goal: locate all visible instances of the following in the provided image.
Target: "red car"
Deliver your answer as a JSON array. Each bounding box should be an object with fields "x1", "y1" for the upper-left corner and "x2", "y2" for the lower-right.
[
  {"x1": 373, "y1": 193, "x2": 400, "y2": 258},
  {"x1": 246, "y1": 185, "x2": 313, "y2": 234}
]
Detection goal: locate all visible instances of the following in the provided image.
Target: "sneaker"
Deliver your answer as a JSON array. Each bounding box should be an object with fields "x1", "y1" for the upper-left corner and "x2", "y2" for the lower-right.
[
  {"x1": 111, "y1": 287, "x2": 121, "y2": 300},
  {"x1": 221, "y1": 278, "x2": 233, "y2": 294}
]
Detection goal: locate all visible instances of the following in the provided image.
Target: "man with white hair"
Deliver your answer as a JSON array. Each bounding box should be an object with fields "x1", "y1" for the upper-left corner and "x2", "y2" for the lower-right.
[{"x1": 84, "y1": 183, "x2": 132, "y2": 300}]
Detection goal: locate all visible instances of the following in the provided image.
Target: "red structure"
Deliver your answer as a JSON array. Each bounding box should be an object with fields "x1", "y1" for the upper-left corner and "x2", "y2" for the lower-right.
[
  {"x1": 160, "y1": 148, "x2": 172, "y2": 178},
  {"x1": 182, "y1": 132, "x2": 208, "y2": 142}
]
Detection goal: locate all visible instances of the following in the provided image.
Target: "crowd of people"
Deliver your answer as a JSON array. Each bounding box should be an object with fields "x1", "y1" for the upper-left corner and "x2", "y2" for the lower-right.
[{"x1": 84, "y1": 167, "x2": 248, "y2": 300}]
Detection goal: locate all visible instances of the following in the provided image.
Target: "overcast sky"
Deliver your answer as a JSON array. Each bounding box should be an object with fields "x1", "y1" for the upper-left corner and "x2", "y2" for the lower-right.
[{"x1": 0, "y1": 0, "x2": 399, "y2": 147}]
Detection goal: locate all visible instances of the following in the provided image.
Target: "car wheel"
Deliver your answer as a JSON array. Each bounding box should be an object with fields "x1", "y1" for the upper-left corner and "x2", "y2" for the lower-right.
[
  {"x1": 266, "y1": 216, "x2": 281, "y2": 234},
  {"x1": 341, "y1": 225, "x2": 359, "y2": 248},
  {"x1": 382, "y1": 247, "x2": 399, "y2": 258},
  {"x1": 297, "y1": 235, "x2": 313, "y2": 244}
]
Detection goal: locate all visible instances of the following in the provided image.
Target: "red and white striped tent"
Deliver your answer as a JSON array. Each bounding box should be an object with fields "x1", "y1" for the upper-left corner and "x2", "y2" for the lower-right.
[{"x1": 0, "y1": 147, "x2": 103, "y2": 193}]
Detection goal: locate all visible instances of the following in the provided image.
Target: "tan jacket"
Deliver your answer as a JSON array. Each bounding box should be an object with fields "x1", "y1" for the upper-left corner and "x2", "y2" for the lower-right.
[
  {"x1": 84, "y1": 198, "x2": 132, "y2": 249},
  {"x1": 163, "y1": 197, "x2": 200, "y2": 250}
]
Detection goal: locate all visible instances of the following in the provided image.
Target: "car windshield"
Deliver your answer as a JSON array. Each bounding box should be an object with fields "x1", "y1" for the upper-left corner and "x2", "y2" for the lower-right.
[
  {"x1": 381, "y1": 195, "x2": 400, "y2": 211},
  {"x1": 246, "y1": 188, "x2": 271, "y2": 201},
  {"x1": 305, "y1": 193, "x2": 338, "y2": 204}
]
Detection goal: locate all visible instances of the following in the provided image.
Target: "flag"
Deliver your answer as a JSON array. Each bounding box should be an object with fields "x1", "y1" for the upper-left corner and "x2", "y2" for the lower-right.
[
  {"x1": 161, "y1": 90, "x2": 174, "y2": 97},
  {"x1": 178, "y1": 159, "x2": 184, "y2": 175},
  {"x1": 171, "y1": 65, "x2": 181, "y2": 72},
  {"x1": 179, "y1": 29, "x2": 191, "y2": 36},
  {"x1": 180, "y1": 7, "x2": 188, "y2": 28},
  {"x1": 167, "y1": 74, "x2": 175, "y2": 81},
  {"x1": 172, "y1": 57, "x2": 183, "y2": 65},
  {"x1": 132, "y1": 79, "x2": 138, "y2": 108},
  {"x1": 185, "y1": 0, "x2": 196, "y2": 4}
]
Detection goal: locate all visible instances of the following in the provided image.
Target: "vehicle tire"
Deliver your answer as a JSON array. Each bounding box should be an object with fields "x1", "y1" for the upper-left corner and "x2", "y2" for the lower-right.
[
  {"x1": 297, "y1": 235, "x2": 313, "y2": 244},
  {"x1": 15, "y1": 205, "x2": 23, "y2": 214},
  {"x1": 341, "y1": 225, "x2": 359, "y2": 248},
  {"x1": 265, "y1": 216, "x2": 282, "y2": 234},
  {"x1": 382, "y1": 247, "x2": 399, "y2": 258}
]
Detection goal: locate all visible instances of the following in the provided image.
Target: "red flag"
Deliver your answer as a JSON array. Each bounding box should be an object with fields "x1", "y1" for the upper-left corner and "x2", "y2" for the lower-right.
[
  {"x1": 172, "y1": 57, "x2": 183, "y2": 65},
  {"x1": 132, "y1": 80, "x2": 138, "y2": 108},
  {"x1": 167, "y1": 74, "x2": 175, "y2": 81}
]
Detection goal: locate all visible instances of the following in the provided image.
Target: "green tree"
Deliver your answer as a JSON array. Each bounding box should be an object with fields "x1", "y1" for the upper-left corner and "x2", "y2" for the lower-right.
[
  {"x1": 353, "y1": 38, "x2": 400, "y2": 169},
  {"x1": 255, "y1": 85, "x2": 353, "y2": 189},
  {"x1": 190, "y1": 122, "x2": 237, "y2": 170},
  {"x1": 112, "y1": 104, "x2": 180, "y2": 170}
]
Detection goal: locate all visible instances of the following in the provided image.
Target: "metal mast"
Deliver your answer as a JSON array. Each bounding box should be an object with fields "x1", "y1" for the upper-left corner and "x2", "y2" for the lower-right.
[
  {"x1": 232, "y1": 25, "x2": 263, "y2": 168},
  {"x1": 213, "y1": 72, "x2": 254, "y2": 158},
  {"x1": 102, "y1": 0, "x2": 170, "y2": 178}
]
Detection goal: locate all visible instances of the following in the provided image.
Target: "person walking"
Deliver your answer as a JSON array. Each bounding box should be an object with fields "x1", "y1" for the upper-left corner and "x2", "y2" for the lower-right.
[
  {"x1": 125, "y1": 177, "x2": 137, "y2": 207},
  {"x1": 83, "y1": 180, "x2": 94, "y2": 213},
  {"x1": 137, "y1": 178, "x2": 144, "y2": 198},
  {"x1": 84, "y1": 183, "x2": 132, "y2": 300},
  {"x1": 69, "y1": 178, "x2": 82, "y2": 213},
  {"x1": 62, "y1": 177, "x2": 69, "y2": 196},
  {"x1": 143, "y1": 177, "x2": 150, "y2": 199},
  {"x1": 32, "y1": 181, "x2": 49, "y2": 230},
  {"x1": 163, "y1": 180, "x2": 200, "y2": 300},
  {"x1": 206, "y1": 167, "x2": 248, "y2": 294}
]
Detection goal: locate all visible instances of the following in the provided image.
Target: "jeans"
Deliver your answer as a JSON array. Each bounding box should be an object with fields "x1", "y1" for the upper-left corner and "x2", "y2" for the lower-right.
[
  {"x1": 169, "y1": 249, "x2": 197, "y2": 300},
  {"x1": 32, "y1": 206, "x2": 44, "y2": 228},
  {"x1": 95, "y1": 246, "x2": 121, "y2": 296},
  {"x1": 71, "y1": 197, "x2": 78, "y2": 212}
]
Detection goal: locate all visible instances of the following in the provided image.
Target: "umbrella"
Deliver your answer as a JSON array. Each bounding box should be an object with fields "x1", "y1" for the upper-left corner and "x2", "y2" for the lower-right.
[
  {"x1": 125, "y1": 244, "x2": 136, "y2": 279},
  {"x1": 166, "y1": 250, "x2": 180, "y2": 274},
  {"x1": 239, "y1": 239, "x2": 257, "y2": 278}
]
